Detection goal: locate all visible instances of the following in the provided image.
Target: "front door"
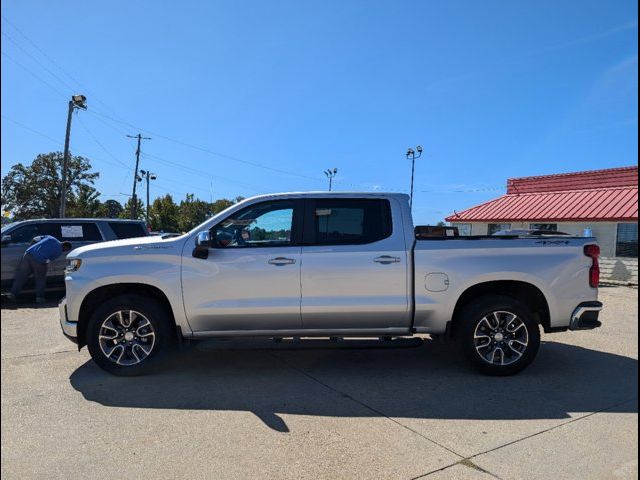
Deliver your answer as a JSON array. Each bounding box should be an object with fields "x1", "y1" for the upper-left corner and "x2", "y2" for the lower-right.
[
  {"x1": 300, "y1": 198, "x2": 411, "y2": 330},
  {"x1": 182, "y1": 199, "x2": 304, "y2": 332}
]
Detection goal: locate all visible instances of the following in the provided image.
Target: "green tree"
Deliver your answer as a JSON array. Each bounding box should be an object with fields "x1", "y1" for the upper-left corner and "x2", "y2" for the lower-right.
[
  {"x1": 210, "y1": 198, "x2": 235, "y2": 215},
  {"x1": 98, "y1": 199, "x2": 124, "y2": 218},
  {"x1": 149, "y1": 194, "x2": 179, "y2": 232},
  {"x1": 178, "y1": 193, "x2": 212, "y2": 232},
  {"x1": 1, "y1": 152, "x2": 99, "y2": 219},
  {"x1": 67, "y1": 185, "x2": 102, "y2": 217},
  {"x1": 119, "y1": 197, "x2": 145, "y2": 221}
]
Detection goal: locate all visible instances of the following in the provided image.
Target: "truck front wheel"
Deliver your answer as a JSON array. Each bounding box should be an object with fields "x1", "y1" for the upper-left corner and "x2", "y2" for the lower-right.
[
  {"x1": 86, "y1": 295, "x2": 173, "y2": 376},
  {"x1": 457, "y1": 295, "x2": 541, "y2": 376}
]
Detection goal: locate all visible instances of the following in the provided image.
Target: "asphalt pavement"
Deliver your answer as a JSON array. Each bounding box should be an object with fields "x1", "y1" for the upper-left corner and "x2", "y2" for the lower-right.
[{"x1": 1, "y1": 286, "x2": 637, "y2": 479}]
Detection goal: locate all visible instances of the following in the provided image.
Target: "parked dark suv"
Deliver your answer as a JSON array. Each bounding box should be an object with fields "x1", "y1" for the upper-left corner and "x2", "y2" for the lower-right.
[{"x1": 1, "y1": 218, "x2": 148, "y2": 292}]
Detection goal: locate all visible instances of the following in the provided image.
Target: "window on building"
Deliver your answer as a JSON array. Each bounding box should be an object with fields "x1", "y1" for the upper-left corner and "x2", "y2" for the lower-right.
[
  {"x1": 530, "y1": 223, "x2": 557, "y2": 232},
  {"x1": 488, "y1": 223, "x2": 511, "y2": 235},
  {"x1": 455, "y1": 223, "x2": 472, "y2": 236},
  {"x1": 616, "y1": 223, "x2": 638, "y2": 258}
]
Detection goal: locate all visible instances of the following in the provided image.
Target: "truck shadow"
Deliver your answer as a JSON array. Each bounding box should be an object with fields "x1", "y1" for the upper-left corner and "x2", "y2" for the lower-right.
[{"x1": 69, "y1": 339, "x2": 638, "y2": 432}]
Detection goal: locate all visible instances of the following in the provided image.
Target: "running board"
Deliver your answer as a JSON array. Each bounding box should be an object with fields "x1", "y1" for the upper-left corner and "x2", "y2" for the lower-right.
[{"x1": 195, "y1": 336, "x2": 424, "y2": 351}]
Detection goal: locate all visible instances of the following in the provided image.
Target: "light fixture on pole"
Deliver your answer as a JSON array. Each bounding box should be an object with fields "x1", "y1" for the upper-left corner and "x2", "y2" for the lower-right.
[
  {"x1": 138, "y1": 169, "x2": 157, "y2": 226},
  {"x1": 324, "y1": 168, "x2": 338, "y2": 191},
  {"x1": 59, "y1": 94, "x2": 87, "y2": 218},
  {"x1": 406, "y1": 145, "x2": 423, "y2": 210}
]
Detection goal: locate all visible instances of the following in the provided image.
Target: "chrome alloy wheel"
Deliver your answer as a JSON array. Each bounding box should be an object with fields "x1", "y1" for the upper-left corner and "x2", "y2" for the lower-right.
[
  {"x1": 98, "y1": 310, "x2": 156, "y2": 366},
  {"x1": 473, "y1": 311, "x2": 529, "y2": 366}
]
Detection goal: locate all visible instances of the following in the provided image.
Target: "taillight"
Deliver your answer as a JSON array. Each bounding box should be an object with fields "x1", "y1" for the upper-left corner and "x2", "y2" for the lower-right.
[{"x1": 584, "y1": 244, "x2": 600, "y2": 288}]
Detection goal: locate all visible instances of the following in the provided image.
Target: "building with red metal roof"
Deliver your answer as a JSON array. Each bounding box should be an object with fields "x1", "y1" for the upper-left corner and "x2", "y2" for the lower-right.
[{"x1": 446, "y1": 166, "x2": 638, "y2": 284}]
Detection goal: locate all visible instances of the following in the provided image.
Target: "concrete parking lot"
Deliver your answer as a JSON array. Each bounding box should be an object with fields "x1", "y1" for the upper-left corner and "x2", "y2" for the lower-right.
[{"x1": 1, "y1": 286, "x2": 637, "y2": 479}]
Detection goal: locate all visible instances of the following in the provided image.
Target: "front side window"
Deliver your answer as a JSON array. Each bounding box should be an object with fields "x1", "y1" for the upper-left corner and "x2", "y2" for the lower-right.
[
  {"x1": 310, "y1": 199, "x2": 392, "y2": 245},
  {"x1": 7, "y1": 224, "x2": 38, "y2": 244},
  {"x1": 616, "y1": 223, "x2": 638, "y2": 258},
  {"x1": 213, "y1": 201, "x2": 295, "y2": 248},
  {"x1": 488, "y1": 223, "x2": 511, "y2": 235}
]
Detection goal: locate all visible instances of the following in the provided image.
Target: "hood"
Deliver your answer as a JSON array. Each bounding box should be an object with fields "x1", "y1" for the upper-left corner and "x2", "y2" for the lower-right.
[{"x1": 68, "y1": 234, "x2": 188, "y2": 258}]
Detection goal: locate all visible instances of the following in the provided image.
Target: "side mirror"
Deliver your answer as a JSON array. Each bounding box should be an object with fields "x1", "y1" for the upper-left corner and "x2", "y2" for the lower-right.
[
  {"x1": 1, "y1": 234, "x2": 11, "y2": 246},
  {"x1": 192, "y1": 231, "x2": 211, "y2": 259}
]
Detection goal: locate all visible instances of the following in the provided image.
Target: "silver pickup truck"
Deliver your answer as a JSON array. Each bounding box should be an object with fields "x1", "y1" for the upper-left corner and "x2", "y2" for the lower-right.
[{"x1": 59, "y1": 192, "x2": 603, "y2": 376}]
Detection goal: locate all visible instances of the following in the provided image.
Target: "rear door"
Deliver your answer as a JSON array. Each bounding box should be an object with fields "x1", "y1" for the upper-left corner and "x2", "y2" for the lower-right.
[{"x1": 300, "y1": 198, "x2": 411, "y2": 330}]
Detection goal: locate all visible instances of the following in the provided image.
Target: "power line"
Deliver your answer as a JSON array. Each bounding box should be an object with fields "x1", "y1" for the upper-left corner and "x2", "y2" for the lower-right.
[
  {"x1": 1, "y1": 13, "x2": 132, "y2": 123},
  {"x1": 75, "y1": 115, "x2": 130, "y2": 168},
  {"x1": 1, "y1": 50, "x2": 68, "y2": 99},
  {"x1": 87, "y1": 109, "x2": 324, "y2": 183},
  {"x1": 140, "y1": 152, "x2": 263, "y2": 193},
  {"x1": 1, "y1": 115, "x2": 132, "y2": 172},
  {"x1": 1, "y1": 31, "x2": 77, "y2": 93},
  {"x1": 1, "y1": 115, "x2": 61, "y2": 145}
]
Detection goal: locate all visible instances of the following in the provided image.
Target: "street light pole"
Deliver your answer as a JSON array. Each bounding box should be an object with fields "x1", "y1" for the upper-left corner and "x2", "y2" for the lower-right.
[
  {"x1": 60, "y1": 95, "x2": 87, "y2": 218},
  {"x1": 138, "y1": 170, "x2": 157, "y2": 226},
  {"x1": 406, "y1": 145, "x2": 423, "y2": 210},
  {"x1": 324, "y1": 168, "x2": 338, "y2": 191},
  {"x1": 127, "y1": 133, "x2": 152, "y2": 219}
]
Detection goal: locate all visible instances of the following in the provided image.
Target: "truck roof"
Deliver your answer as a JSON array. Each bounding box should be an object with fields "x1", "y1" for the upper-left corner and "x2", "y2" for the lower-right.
[{"x1": 242, "y1": 191, "x2": 410, "y2": 201}]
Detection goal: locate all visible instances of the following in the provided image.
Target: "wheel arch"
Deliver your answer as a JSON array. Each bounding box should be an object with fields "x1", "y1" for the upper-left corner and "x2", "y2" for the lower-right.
[
  {"x1": 449, "y1": 280, "x2": 551, "y2": 336},
  {"x1": 77, "y1": 283, "x2": 177, "y2": 349}
]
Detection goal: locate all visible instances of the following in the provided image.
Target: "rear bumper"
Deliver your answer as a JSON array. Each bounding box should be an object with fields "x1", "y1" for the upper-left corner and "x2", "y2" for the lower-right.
[
  {"x1": 58, "y1": 297, "x2": 78, "y2": 344},
  {"x1": 569, "y1": 301, "x2": 603, "y2": 331}
]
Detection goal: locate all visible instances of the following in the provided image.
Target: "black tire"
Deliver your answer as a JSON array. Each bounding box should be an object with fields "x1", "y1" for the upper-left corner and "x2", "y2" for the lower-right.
[
  {"x1": 456, "y1": 295, "x2": 540, "y2": 376},
  {"x1": 86, "y1": 294, "x2": 173, "y2": 376}
]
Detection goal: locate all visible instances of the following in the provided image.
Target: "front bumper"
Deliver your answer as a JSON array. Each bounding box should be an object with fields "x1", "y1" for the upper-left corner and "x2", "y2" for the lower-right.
[
  {"x1": 58, "y1": 297, "x2": 78, "y2": 344},
  {"x1": 569, "y1": 301, "x2": 603, "y2": 330}
]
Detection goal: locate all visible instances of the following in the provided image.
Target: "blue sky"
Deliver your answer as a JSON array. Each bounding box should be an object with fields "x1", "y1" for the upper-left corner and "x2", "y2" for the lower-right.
[{"x1": 1, "y1": 0, "x2": 637, "y2": 224}]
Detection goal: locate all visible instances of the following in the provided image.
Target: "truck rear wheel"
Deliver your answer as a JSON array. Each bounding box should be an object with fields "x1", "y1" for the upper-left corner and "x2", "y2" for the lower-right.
[
  {"x1": 457, "y1": 295, "x2": 540, "y2": 376},
  {"x1": 86, "y1": 294, "x2": 173, "y2": 376}
]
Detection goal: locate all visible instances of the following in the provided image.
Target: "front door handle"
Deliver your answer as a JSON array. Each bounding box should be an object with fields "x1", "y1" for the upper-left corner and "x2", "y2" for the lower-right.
[
  {"x1": 268, "y1": 257, "x2": 296, "y2": 266},
  {"x1": 373, "y1": 255, "x2": 401, "y2": 264}
]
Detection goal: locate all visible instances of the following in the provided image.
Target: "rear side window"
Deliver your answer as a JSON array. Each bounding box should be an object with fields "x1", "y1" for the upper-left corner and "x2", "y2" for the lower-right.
[
  {"x1": 309, "y1": 199, "x2": 392, "y2": 245},
  {"x1": 108, "y1": 222, "x2": 147, "y2": 239},
  {"x1": 38, "y1": 223, "x2": 103, "y2": 241}
]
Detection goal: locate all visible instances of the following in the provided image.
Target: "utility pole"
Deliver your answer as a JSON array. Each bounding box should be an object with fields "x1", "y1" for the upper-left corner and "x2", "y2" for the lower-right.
[
  {"x1": 138, "y1": 169, "x2": 156, "y2": 226},
  {"x1": 60, "y1": 95, "x2": 87, "y2": 217},
  {"x1": 324, "y1": 168, "x2": 338, "y2": 191},
  {"x1": 406, "y1": 145, "x2": 423, "y2": 210},
  {"x1": 126, "y1": 134, "x2": 151, "y2": 219}
]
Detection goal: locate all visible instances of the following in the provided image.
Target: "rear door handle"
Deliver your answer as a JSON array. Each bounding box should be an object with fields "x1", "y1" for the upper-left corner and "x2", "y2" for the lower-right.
[
  {"x1": 268, "y1": 257, "x2": 296, "y2": 266},
  {"x1": 373, "y1": 255, "x2": 401, "y2": 264}
]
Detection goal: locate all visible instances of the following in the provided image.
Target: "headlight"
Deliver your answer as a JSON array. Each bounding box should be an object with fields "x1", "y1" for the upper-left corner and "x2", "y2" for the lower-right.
[{"x1": 65, "y1": 258, "x2": 82, "y2": 273}]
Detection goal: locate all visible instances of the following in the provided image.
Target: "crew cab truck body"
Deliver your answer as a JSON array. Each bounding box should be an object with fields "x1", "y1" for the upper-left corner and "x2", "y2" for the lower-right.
[{"x1": 59, "y1": 192, "x2": 603, "y2": 376}]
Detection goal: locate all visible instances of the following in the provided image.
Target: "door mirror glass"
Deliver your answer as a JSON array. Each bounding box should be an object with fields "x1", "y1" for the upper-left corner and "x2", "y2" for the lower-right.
[
  {"x1": 1, "y1": 234, "x2": 11, "y2": 246},
  {"x1": 195, "y1": 231, "x2": 211, "y2": 248},
  {"x1": 192, "y1": 231, "x2": 211, "y2": 259}
]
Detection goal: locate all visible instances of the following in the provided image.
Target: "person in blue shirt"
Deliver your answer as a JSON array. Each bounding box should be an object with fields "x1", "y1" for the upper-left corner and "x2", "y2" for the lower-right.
[{"x1": 7, "y1": 235, "x2": 72, "y2": 304}]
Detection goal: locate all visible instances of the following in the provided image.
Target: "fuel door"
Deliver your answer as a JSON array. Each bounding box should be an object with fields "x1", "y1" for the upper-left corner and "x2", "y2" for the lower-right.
[{"x1": 425, "y1": 273, "x2": 450, "y2": 292}]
